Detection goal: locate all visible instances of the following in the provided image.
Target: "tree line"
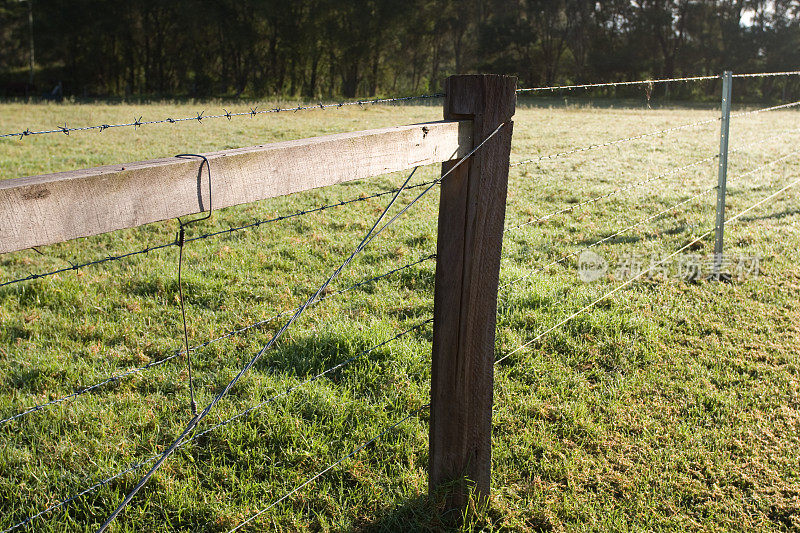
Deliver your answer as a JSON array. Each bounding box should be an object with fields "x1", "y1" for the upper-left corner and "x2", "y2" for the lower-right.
[{"x1": 0, "y1": 0, "x2": 798, "y2": 100}]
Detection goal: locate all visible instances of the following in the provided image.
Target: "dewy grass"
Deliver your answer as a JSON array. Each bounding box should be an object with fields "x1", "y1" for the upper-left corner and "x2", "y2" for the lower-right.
[{"x1": 1, "y1": 99, "x2": 799, "y2": 531}]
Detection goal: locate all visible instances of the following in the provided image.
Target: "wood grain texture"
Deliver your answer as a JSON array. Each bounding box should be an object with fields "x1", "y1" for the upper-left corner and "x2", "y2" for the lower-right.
[
  {"x1": 0, "y1": 120, "x2": 471, "y2": 254},
  {"x1": 430, "y1": 75, "x2": 516, "y2": 510}
]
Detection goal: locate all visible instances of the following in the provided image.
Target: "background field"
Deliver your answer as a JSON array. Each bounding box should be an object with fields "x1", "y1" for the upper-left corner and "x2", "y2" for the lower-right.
[{"x1": 1, "y1": 98, "x2": 799, "y2": 531}]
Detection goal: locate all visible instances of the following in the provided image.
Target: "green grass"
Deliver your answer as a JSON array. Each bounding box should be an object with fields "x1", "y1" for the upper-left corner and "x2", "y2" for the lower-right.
[{"x1": 1, "y1": 98, "x2": 799, "y2": 532}]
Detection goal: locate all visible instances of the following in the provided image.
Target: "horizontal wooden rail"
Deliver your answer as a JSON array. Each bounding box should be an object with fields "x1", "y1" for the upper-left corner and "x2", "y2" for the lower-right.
[{"x1": 0, "y1": 120, "x2": 472, "y2": 254}]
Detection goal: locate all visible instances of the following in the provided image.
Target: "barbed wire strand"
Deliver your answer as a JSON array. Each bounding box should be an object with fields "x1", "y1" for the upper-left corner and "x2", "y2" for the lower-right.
[
  {"x1": 517, "y1": 74, "x2": 720, "y2": 93},
  {"x1": 501, "y1": 186, "x2": 718, "y2": 289},
  {"x1": 516, "y1": 70, "x2": 800, "y2": 93},
  {"x1": 505, "y1": 153, "x2": 718, "y2": 232},
  {"x1": 730, "y1": 99, "x2": 800, "y2": 119},
  {"x1": 732, "y1": 71, "x2": 800, "y2": 78},
  {"x1": 504, "y1": 126, "x2": 800, "y2": 233},
  {"x1": 502, "y1": 147, "x2": 798, "y2": 290},
  {"x1": 727, "y1": 149, "x2": 800, "y2": 184},
  {"x1": 0, "y1": 253, "x2": 435, "y2": 428},
  {"x1": 0, "y1": 94, "x2": 445, "y2": 140},
  {"x1": 496, "y1": 172, "x2": 800, "y2": 366},
  {"x1": 510, "y1": 99, "x2": 800, "y2": 169},
  {"x1": 0, "y1": 178, "x2": 439, "y2": 289},
  {"x1": 1, "y1": 318, "x2": 432, "y2": 533},
  {"x1": 94, "y1": 123, "x2": 506, "y2": 532},
  {"x1": 228, "y1": 404, "x2": 428, "y2": 532},
  {"x1": 728, "y1": 126, "x2": 800, "y2": 155}
]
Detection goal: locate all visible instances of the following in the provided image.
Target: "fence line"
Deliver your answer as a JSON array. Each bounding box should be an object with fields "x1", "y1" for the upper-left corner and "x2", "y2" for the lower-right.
[
  {"x1": 94, "y1": 122, "x2": 507, "y2": 531},
  {"x1": 516, "y1": 70, "x2": 799, "y2": 93},
  {"x1": 517, "y1": 74, "x2": 720, "y2": 93},
  {"x1": 497, "y1": 172, "x2": 800, "y2": 366},
  {"x1": 730, "y1": 99, "x2": 800, "y2": 118},
  {"x1": 0, "y1": 252, "x2": 435, "y2": 427},
  {"x1": 3, "y1": 71, "x2": 800, "y2": 531},
  {"x1": 0, "y1": 94, "x2": 445, "y2": 140},
  {"x1": 502, "y1": 148, "x2": 799, "y2": 290},
  {"x1": 509, "y1": 98, "x2": 800, "y2": 170},
  {"x1": 732, "y1": 71, "x2": 800, "y2": 78}
]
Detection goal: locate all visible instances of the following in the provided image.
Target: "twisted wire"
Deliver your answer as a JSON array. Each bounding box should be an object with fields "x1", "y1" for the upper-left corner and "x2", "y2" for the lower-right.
[
  {"x1": 730, "y1": 99, "x2": 800, "y2": 119},
  {"x1": 726, "y1": 148, "x2": 800, "y2": 184},
  {"x1": 510, "y1": 115, "x2": 719, "y2": 168},
  {"x1": 228, "y1": 404, "x2": 428, "y2": 532},
  {"x1": 728, "y1": 126, "x2": 800, "y2": 154},
  {"x1": 1, "y1": 318, "x2": 433, "y2": 533},
  {"x1": 0, "y1": 253, "x2": 435, "y2": 427},
  {"x1": 505, "y1": 154, "x2": 718, "y2": 232},
  {"x1": 497, "y1": 173, "x2": 800, "y2": 365},
  {"x1": 0, "y1": 94, "x2": 444, "y2": 140},
  {"x1": 517, "y1": 75, "x2": 719, "y2": 93},
  {"x1": 732, "y1": 71, "x2": 800, "y2": 78},
  {"x1": 0, "y1": 178, "x2": 438, "y2": 289}
]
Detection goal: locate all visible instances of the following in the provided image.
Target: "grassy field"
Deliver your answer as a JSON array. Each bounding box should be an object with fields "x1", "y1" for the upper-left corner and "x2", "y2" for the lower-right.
[{"x1": 0, "y1": 97, "x2": 799, "y2": 532}]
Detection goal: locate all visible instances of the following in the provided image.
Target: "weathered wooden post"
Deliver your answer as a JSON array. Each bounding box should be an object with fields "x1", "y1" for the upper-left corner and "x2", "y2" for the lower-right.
[{"x1": 429, "y1": 74, "x2": 516, "y2": 511}]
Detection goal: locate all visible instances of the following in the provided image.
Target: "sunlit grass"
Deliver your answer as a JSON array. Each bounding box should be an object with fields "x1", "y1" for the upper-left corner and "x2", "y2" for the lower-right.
[{"x1": 1, "y1": 98, "x2": 799, "y2": 531}]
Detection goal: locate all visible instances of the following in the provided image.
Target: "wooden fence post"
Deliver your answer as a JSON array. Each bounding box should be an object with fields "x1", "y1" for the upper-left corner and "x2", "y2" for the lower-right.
[{"x1": 429, "y1": 74, "x2": 516, "y2": 511}]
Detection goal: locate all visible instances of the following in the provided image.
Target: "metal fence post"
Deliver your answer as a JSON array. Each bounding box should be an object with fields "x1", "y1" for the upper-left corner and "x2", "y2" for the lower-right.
[
  {"x1": 429, "y1": 74, "x2": 516, "y2": 512},
  {"x1": 713, "y1": 71, "x2": 733, "y2": 279}
]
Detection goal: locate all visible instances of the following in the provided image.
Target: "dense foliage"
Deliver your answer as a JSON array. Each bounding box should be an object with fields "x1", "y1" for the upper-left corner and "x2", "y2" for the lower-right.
[{"x1": 0, "y1": 0, "x2": 798, "y2": 98}]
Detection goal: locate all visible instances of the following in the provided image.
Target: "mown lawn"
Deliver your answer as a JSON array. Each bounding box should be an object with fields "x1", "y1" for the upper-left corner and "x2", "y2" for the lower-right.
[{"x1": 0, "y1": 96, "x2": 799, "y2": 532}]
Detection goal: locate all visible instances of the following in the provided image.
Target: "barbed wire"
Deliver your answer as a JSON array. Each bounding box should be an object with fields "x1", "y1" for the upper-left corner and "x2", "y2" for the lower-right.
[
  {"x1": 501, "y1": 186, "x2": 717, "y2": 289},
  {"x1": 509, "y1": 115, "x2": 720, "y2": 168},
  {"x1": 727, "y1": 148, "x2": 800, "y2": 184},
  {"x1": 729, "y1": 126, "x2": 800, "y2": 154},
  {"x1": 0, "y1": 253, "x2": 435, "y2": 428},
  {"x1": 730, "y1": 99, "x2": 800, "y2": 119},
  {"x1": 509, "y1": 99, "x2": 800, "y2": 170},
  {"x1": 497, "y1": 173, "x2": 800, "y2": 366},
  {"x1": 516, "y1": 70, "x2": 800, "y2": 94},
  {"x1": 505, "y1": 154, "x2": 718, "y2": 232},
  {"x1": 517, "y1": 75, "x2": 719, "y2": 93},
  {"x1": 732, "y1": 71, "x2": 800, "y2": 78},
  {"x1": 0, "y1": 318, "x2": 433, "y2": 533},
  {"x1": 0, "y1": 178, "x2": 439, "y2": 289},
  {"x1": 502, "y1": 147, "x2": 800, "y2": 290},
  {"x1": 94, "y1": 124, "x2": 506, "y2": 532},
  {"x1": 0, "y1": 94, "x2": 445, "y2": 140},
  {"x1": 504, "y1": 126, "x2": 800, "y2": 233},
  {"x1": 229, "y1": 403, "x2": 428, "y2": 532}
]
